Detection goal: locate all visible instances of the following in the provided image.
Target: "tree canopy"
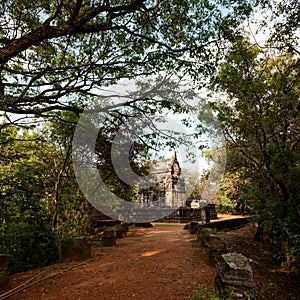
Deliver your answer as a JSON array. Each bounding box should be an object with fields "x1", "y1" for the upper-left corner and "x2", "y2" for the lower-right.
[
  {"x1": 212, "y1": 37, "x2": 300, "y2": 270},
  {"x1": 0, "y1": 0, "x2": 257, "y2": 116}
]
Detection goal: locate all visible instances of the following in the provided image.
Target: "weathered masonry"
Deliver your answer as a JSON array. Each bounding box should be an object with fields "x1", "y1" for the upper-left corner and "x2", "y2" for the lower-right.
[{"x1": 138, "y1": 151, "x2": 186, "y2": 208}]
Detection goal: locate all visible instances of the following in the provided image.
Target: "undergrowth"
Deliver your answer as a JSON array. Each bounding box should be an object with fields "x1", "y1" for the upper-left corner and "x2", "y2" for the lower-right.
[{"x1": 186, "y1": 283, "x2": 274, "y2": 300}]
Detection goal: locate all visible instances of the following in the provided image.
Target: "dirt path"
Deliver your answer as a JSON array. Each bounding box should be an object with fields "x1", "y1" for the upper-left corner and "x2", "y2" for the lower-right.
[{"x1": 1, "y1": 224, "x2": 216, "y2": 300}]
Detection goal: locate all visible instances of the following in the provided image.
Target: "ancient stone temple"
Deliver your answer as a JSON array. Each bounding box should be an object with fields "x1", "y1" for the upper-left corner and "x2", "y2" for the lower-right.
[{"x1": 138, "y1": 151, "x2": 186, "y2": 208}]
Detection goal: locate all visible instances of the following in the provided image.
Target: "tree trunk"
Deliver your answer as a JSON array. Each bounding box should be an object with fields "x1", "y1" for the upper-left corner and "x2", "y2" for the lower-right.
[{"x1": 254, "y1": 218, "x2": 264, "y2": 243}]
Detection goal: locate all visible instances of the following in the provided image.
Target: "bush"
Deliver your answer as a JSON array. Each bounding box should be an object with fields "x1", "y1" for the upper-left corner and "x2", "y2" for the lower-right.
[
  {"x1": 0, "y1": 222, "x2": 58, "y2": 274},
  {"x1": 216, "y1": 196, "x2": 238, "y2": 214},
  {"x1": 186, "y1": 283, "x2": 275, "y2": 300},
  {"x1": 186, "y1": 284, "x2": 236, "y2": 300}
]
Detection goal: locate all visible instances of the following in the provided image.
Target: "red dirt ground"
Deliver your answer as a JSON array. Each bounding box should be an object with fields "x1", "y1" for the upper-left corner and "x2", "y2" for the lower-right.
[{"x1": 0, "y1": 222, "x2": 299, "y2": 300}]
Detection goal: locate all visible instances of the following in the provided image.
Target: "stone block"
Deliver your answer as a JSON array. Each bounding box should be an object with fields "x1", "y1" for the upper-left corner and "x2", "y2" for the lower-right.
[
  {"x1": 0, "y1": 271, "x2": 9, "y2": 286},
  {"x1": 197, "y1": 228, "x2": 213, "y2": 246},
  {"x1": 215, "y1": 252, "x2": 255, "y2": 293},
  {"x1": 0, "y1": 254, "x2": 9, "y2": 271},
  {"x1": 116, "y1": 222, "x2": 129, "y2": 238},
  {"x1": 189, "y1": 221, "x2": 199, "y2": 234},
  {"x1": 63, "y1": 237, "x2": 91, "y2": 261},
  {"x1": 208, "y1": 237, "x2": 227, "y2": 265},
  {"x1": 73, "y1": 236, "x2": 88, "y2": 249},
  {"x1": 208, "y1": 236, "x2": 226, "y2": 251},
  {"x1": 103, "y1": 229, "x2": 116, "y2": 238},
  {"x1": 102, "y1": 229, "x2": 116, "y2": 247}
]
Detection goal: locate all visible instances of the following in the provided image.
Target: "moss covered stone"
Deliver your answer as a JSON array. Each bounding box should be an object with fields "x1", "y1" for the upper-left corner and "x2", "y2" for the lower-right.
[{"x1": 0, "y1": 271, "x2": 9, "y2": 286}]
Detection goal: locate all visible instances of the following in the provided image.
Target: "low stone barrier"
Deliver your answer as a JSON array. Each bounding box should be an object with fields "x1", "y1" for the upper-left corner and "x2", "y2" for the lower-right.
[{"x1": 185, "y1": 217, "x2": 249, "y2": 234}]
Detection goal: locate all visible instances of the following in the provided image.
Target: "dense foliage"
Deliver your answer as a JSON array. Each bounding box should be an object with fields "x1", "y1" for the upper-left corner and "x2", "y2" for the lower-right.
[
  {"x1": 212, "y1": 38, "x2": 300, "y2": 272},
  {"x1": 0, "y1": 117, "x2": 94, "y2": 273}
]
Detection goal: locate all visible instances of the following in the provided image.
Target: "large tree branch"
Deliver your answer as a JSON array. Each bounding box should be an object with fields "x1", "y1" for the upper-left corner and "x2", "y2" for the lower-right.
[
  {"x1": 0, "y1": 0, "x2": 146, "y2": 64},
  {"x1": 0, "y1": 23, "x2": 119, "y2": 64}
]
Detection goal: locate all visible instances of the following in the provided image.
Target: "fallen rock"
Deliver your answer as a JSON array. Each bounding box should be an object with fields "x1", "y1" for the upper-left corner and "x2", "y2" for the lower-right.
[{"x1": 215, "y1": 252, "x2": 255, "y2": 296}]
